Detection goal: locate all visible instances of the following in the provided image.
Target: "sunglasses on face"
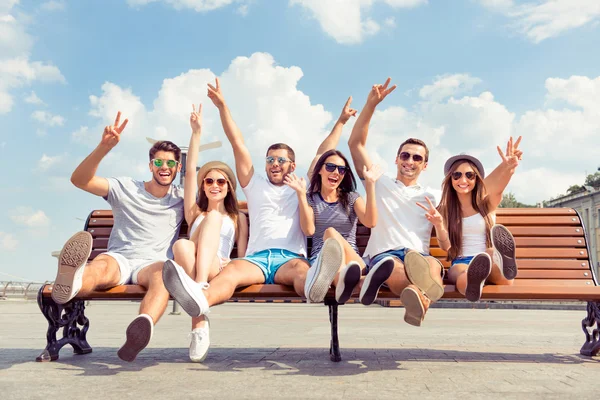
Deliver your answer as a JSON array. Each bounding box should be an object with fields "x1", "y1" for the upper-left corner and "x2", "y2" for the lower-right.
[
  {"x1": 452, "y1": 171, "x2": 476, "y2": 181},
  {"x1": 204, "y1": 178, "x2": 228, "y2": 187},
  {"x1": 152, "y1": 158, "x2": 179, "y2": 168},
  {"x1": 398, "y1": 152, "x2": 424, "y2": 163},
  {"x1": 265, "y1": 156, "x2": 292, "y2": 165},
  {"x1": 324, "y1": 163, "x2": 347, "y2": 175}
]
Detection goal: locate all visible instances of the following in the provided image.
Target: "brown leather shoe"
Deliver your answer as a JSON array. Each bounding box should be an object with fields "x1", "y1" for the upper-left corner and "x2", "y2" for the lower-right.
[{"x1": 400, "y1": 285, "x2": 430, "y2": 327}]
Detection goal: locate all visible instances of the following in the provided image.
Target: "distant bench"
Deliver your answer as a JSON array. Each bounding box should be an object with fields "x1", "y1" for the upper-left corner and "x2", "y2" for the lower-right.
[{"x1": 37, "y1": 207, "x2": 600, "y2": 362}]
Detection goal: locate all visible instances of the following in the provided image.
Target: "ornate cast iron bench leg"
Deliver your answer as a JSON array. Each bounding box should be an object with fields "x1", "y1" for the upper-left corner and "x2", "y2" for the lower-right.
[
  {"x1": 581, "y1": 301, "x2": 600, "y2": 357},
  {"x1": 36, "y1": 285, "x2": 92, "y2": 362},
  {"x1": 325, "y1": 299, "x2": 342, "y2": 362}
]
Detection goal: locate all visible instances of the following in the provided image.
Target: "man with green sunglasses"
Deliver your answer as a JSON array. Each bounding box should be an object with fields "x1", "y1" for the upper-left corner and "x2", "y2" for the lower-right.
[{"x1": 51, "y1": 111, "x2": 184, "y2": 362}]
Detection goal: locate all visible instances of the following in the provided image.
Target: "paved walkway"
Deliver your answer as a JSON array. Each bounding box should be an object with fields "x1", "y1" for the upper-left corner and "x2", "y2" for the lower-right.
[{"x1": 1, "y1": 301, "x2": 600, "y2": 399}]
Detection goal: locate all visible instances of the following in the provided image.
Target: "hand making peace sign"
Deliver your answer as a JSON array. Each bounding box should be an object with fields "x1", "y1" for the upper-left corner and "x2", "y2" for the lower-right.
[
  {"x1": 416, "y1": 196, "x2": 444, "y2": 227},
  {"x1": 190, "y1": 103, "x2": 202, "y2": 133},
  {"x1": 101, "y1": 111, "x2": 129, "y2": 149},
  {"x1": 338, "y1": 96, "x2": 357, "y2": 124},
  {"x1": 207, "y1": 78, "x2": 225, "y2": 109},
  {"x1": 366, "y1": 77, "x2": 397, "y2": 107},
  {"x1": 497, "y1": 136, "x2": 523, "y2": 170}
]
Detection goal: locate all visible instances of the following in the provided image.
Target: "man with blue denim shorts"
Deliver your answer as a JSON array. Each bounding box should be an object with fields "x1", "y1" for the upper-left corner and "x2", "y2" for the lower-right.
[
  {"x1": 348, "y1": 78, "x2": 448, "y2": 327},
  {"x1": 162, "y1": 78, "x2": 337, "y2": 319}
]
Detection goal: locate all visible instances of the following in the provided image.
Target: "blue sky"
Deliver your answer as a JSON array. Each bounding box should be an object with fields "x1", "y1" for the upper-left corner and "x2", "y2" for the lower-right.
[{"x1": 1, "y1": 0, "x2": 599, "y2": 282}]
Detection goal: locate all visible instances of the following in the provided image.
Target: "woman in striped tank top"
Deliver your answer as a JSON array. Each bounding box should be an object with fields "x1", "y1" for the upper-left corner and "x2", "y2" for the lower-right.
[{"x1": 284, "y1": 97, "x2": 383, "y2": 305}]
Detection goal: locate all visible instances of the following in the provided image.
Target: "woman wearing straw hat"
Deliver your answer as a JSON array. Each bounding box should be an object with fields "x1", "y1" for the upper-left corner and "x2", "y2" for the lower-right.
[
  {"x1": 165, "y1": 104, "x2": 248, "y2": 362},
  {"x1": 417, "y1": 137, "x2": 523, "y2": 302}
]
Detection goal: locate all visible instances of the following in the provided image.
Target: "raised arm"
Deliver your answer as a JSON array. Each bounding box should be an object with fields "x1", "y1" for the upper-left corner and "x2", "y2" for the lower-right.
[
  {"x1": 183, "y1": 104, "x2": 203, "y2": 225},
  {"x1": 353, "y1": 164, "x2": 382, "y2": 228},
  {"x1": 307, "y1": 97, "x2": 356, "y2": 179},
  {"x1": 70, "y1": 111, "x2": 129, "y2": 197},
  {"x1": 484, "y1": 136, "x2": 523, "y2": 211},
  {"x1": 348, "y1": 78, "x2": 396, "y2": 179},
  {"x1": 416, "y1": 197, "x2": 451, "y2": 252},
  {"x1": 207, "y1": 78, "x2": 254, "y2": 188},
  {"x1": 284, "y1": 173, "x2": 315, "y2": 236}
]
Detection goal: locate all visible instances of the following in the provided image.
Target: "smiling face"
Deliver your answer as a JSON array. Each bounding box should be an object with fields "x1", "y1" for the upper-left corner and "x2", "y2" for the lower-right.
[
  {"x1": 202, "y1": 169, "x2": 229, "y2": 202},
  {"x1": 149, "y1": 150, "x2": 180, "y2": 186},
  {"x1": 451, "y1": 161, "x2": 478, "y2": 195},
  {"x1": 265, "y1": 148, "x2": 295, "y2": 186},
  {"x1": 319, "y1": 154, "x2": 347, "y2": 191},
  {"x1": 395, "y1": 143, "x2": 427, "y2": 180}
]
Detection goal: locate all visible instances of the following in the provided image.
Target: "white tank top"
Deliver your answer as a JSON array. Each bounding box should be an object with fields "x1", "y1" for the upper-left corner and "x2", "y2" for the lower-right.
[
  {"x1": 189, "y1": 213, "x2": 236, "y2": 261},
  {"x1": 460, "y1": 213, "x2": 495, "y2": 257}
]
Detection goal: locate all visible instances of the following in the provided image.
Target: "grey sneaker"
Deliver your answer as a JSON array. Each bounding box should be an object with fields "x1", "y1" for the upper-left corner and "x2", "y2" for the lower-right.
[
  {"x1": 304, "y1": 238, "x2": 343, "y2": 303},
  {"x1": 52, "y1": 231, "x2": 92, "y2": 305},
  {"x1": 491, "y1": 224, "x2": 518, "y2": 280},
  {"x1": 162, "y1": 260, "x2": 210, "y2": 317}
]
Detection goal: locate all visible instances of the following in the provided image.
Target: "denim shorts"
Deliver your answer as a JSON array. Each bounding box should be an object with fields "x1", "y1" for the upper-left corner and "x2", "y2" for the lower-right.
[
  {"x1": 368, "y1": 248, "x2": 428, "y2": 271},
  {"x1": 241, "y1": 249, "x2": 307, "y2": 284},
  {"x1": 451, "y1": 256, "x2": 474, "y2": 266}
]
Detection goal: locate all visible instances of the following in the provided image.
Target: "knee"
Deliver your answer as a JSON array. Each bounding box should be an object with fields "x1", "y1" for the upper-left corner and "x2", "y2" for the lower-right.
[{"x1": 324, "y1": 227, "x2": 338, "y2": 238}]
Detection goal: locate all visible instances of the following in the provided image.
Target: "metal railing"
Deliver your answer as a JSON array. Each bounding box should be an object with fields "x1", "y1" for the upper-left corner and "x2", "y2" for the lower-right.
[{"x1": 0, "y1": 281, "x2": 49, "y2": 300}]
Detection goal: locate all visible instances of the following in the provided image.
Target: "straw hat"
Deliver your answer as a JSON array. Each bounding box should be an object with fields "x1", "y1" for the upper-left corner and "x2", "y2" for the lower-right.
[{"x1": 196, "y1": 161, "x2": 237, "y2": 191}]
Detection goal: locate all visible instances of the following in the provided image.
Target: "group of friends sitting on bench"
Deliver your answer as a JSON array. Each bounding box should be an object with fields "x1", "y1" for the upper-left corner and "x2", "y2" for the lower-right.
[{"x1": 51, "y1": 77, "x2": 523, "y2": 363}]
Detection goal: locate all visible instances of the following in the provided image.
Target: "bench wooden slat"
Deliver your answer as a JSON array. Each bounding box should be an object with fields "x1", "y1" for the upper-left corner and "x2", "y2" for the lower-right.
[
  {"x1": 428, "y1": 237, "x2": 587, "y2": 248},
  {"x1": 494, "y1": 208, "x2": 578, "y2": 216},
  {"x1": 495, "y1": 216, "x2": 581, "y2": 226},
  {"x1": 516, "y1": 269, "x2": 593, "y2": 279},
  {"x1": 508, "y1": 259, "x2": 591, "y2": 270},
  {"x1": 429, "y1": 248, "x2": 588, "y2": 259}
]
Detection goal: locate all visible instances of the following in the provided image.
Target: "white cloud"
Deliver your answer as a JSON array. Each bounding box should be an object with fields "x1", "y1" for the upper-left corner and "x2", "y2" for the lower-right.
[
  {"x1": 290, "y1": 0, "x2": 426, "y2": 44},
  {"x1": 0, "y1": 3, "x2": 65, "y2": 114},
  {"x1": 31, "y1": 110, "x2": 65, "y2": 126},
  {"x1": 37, "y1": 154, "x2": 63, "y2": 171},
  {"x1": 24, "y1": 91, "x2": 44, "y2": 105},
  {"x1": 419, "y1": 73, "x2": 483, "y2": 103},
  {"x1": 384, "y1": 16, "x2": 396, "y2": 27},
  {"x1": 478, "y1": 0, "x2": 600, "y2": 43},
  {"x1": 10, "y1": 207, "x2": 51, "y2": 227},
  {"x1": 40, "y1": 1, "x2": 66, "y2": 11},
  {"x1": 236, "y1": 4, "x2": 249, "y2": 16},
  {"x1": 0, "y1": 231, "x2": 18, "y2": 250},
  {"x1": 127, "y1": 0, "x2": 242, "y2": 12},
  {"x1": 71, "y1": 126, "x2": 91, "y2": 144}
]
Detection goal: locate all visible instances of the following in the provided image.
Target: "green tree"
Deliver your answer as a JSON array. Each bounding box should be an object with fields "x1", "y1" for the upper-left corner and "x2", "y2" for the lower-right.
[
  {"x1": 567, "y1": 184, "x2": 583, "y2": 194},
  {"x1": 584, "y1": 172, "x2": 600, "y2": 188},
  {"x1": 499, "y1": 192, "x2": 535, "y2": 208}
]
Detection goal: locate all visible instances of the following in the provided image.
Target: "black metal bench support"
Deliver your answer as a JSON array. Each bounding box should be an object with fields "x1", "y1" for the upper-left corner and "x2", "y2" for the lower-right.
[
  {"x1": 36, "y1": 285, "x2": 92, "y2": 362},
  {"x1": 325, "y1": 298, "x2": 341, "y2": 362}
]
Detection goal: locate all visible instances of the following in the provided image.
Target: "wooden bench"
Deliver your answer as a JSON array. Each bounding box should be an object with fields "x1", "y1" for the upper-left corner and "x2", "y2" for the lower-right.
[{"x1": 37, "y1": 207, "x2": 600, "y2": 362}]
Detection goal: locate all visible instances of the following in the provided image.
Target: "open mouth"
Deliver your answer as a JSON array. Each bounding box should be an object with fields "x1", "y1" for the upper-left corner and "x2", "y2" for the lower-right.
[
  {"x1": 327, "y1": 176, "x2": 339, "y2": 185},
  {"x1": 158, "y1": 171, "x2": 171, "y2": 178}
]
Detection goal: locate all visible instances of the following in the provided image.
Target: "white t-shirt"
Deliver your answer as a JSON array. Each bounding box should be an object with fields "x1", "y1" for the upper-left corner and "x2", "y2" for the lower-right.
[
  {"x1": 363, "y1": 175, "x2": 441, "y2": 259},
  {"x1": 242, "y1": 173, "x2": 307, "y2": 257}
]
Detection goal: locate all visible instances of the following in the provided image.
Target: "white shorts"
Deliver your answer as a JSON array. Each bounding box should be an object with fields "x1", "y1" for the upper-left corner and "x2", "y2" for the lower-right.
[{"x1": 101, "y1": 252, "x2": 166, "y2": 285}]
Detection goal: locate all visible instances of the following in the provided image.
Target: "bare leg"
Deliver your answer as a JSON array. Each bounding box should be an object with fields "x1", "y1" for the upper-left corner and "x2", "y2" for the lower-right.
[
  {"x1": 322, "y1": 227, "x2": 365, "y2": 286},
  {"x1": 485, "y1": 248, "x2": 514, "y2": 285},
  {"x1": 136, "y1": 262, "x2": 171, "y2": 324},
  {"x1": 76, "y1": 255, "x2": 123, "y2": 296},
  {"x1": 274, "y1": 258, "x2": 311, "y2": 296},
  {"x1": 204, "y1": 259, "x2": 265, "y2": 306},
  {"x1": 446, "y1": 263, "x2": 469, "y2": 295},
  {"x1": 173, "y1": 239, "x2": 197, "y2": 277},
  {"x1": 192, "y1": 210, "x2": 224, "y2": 283}
]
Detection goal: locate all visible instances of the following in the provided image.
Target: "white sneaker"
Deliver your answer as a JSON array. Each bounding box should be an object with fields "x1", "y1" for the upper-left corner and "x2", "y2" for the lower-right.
[
  {"x1": 189, "y1": 318, "x2": 210, "y2": 363},
  {"x1": 52, "y1": 231, "x2": 92, "y2": 305},
  {"x1": 335, "y1": 261, "x2": 361, "y2": 304},
  {"x1": 162, "y1": 260, "x2": 210, "y2": 317},
  {"x1": 304, "y1": 238, "x2": 343, "y2": 303},
  {"x1": 118, "y1": 314, "x2": 154, "y2": 362}
]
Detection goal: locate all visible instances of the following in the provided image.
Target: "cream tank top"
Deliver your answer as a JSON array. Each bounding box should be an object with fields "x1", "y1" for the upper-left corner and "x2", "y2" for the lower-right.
[
  {"x1": 460, "y1": 213, "x2": 496, "y2": 257},
  {"x1": 189, "y1": 213, "x2": 236, "y2": 261}
]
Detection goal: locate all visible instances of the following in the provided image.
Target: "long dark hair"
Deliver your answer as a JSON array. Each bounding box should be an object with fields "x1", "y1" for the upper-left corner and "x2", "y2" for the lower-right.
[
  {"x1": 308, "y1": 150, "x2": 357, "y2": 215},
  {"x1": 196, "y1": 168, "x2": 239, "y2": 226},
  {"x1": 437, "y1": 160, "x2": 493, "y2": 261}
]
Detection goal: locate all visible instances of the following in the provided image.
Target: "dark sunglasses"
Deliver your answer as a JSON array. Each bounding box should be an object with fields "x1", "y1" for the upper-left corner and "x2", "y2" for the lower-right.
[
  {"x1": 324, "y1": 163, "x2": 347, "y2": 175},
  {"x1": 204, "y1": 178, "x2": 228, "y2": 187},
  {"x1": 452, "y1": 171, "x2": 476, "y2": 181},
  {"x1": 265, "y1": 156, "x2": 292, "y2": 165},
  {"x1": 398, "y1": 152, "x2": 424, "y2": 163},
  {"x1": 152, "y1": 158, "x2": 179, "y2": 168}
]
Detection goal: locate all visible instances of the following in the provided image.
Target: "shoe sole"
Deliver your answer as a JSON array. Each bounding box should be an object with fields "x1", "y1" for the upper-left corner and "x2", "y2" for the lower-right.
[
  {"x1": 465, "y1": 254, "x2": 492, "y2": 302},
  {"x1": 162, "y1": 261, "x2": 201, "y2": 317},
  {"x1": 401, "y1": 287, "x2": 425, "y2": 327},
  {"x1": 404, "y1": 251, "x2": 444, "y2": 302},
  {"x1": 52, "y1": 231, "x2": 93, "y2": 305},
  {"x1": 307, "y1": 239, "x2": 343, "y2": 303},
  {"x1": 360, "y1": 258, "x2": 395, "y2": 306},
  {"x1": 492, "y1": 225, "x2": 518, "y2": 280},
  {"x1": 118, "y1": 316, "x2": 152, "y2": 362},
  {"x1": 335, "y1": 263, "x2": 361, "y2": 304}
]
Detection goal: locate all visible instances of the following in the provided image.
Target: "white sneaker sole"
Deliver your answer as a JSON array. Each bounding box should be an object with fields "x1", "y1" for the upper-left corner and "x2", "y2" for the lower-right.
[
  {"x1": 306, "y1": 239, "x2": 343, "y2": 303},
  {"x1": 52, "y1": 231, "x2": 92, "y2": 305}
]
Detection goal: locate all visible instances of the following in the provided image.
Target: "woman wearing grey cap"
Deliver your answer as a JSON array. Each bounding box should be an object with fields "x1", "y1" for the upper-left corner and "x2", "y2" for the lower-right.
[
  {"x1": 164, "y1": 103, "x2": 248, "y2": 362},
  {"x1": 419, "y1": 137, "x2": 523, "y2": 302}
]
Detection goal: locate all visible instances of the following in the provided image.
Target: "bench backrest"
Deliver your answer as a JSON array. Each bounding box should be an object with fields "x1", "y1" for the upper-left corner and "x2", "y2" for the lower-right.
[{"x1": 84, "y1": 207, "x2": 596, "y2": 287}]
